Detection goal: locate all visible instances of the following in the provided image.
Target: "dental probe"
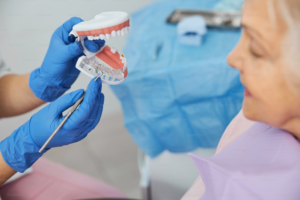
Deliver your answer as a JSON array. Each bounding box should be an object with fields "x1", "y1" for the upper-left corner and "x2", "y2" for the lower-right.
[{"x1": 39, "y1": 76, "x2": 102, "y2": 153}]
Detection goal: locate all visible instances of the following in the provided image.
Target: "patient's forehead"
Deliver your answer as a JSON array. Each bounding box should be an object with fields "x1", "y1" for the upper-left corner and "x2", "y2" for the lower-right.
[
  {"x1": 242, "y1": 0, "x2": 287, "y2": 56},
  {"x1": 243, "y1": 0, "x2": 287, "y2": 33}
]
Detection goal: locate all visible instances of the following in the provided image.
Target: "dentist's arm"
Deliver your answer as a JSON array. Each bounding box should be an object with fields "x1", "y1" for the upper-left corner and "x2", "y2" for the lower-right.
[
  {"x1": 0, "y1": 152, "x2": 16, "y2": 186},
  {"x1": 0, "y1": 18, "x2": 104, "y2": 118},
  {"x1": 0, "y1": 78, "x2": 104, "y2": 185},
  {"x1": 0, "y1": 73, "x2": 45, "y2": 118}
]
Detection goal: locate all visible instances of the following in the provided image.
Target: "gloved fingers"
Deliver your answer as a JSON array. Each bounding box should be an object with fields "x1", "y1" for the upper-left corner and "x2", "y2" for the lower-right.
[
  {"x1": 73, "y1": 93, "x2": 104, "y2": 142},
  {"x1": 79, "y1": 92, "x2": 104, "y2": 129},
  {"x1": 84, "y1": 38, "x2": 106, "y2": 53},
  {"x1": 86, "y1": 93, "x2": 105, "y2": 129},
  {"x1": 72, "y1": 132, "x2": 89, "y2": 144},
  {"x1": 47, "y1": 89, "x2": 85, "y2": 118},
  {"x1": 69, "y1": 58, "x2": 81, "y2": 76},
  {"x1": 49, "y1": 17, "x2": 84, "y2": 61},
  {"x1": 61, "y1": 17, "x2": 84, "y2": 45},
  {"x1": 63, "y1": 41, "x2": 84, "y2": 60},
  {"x1": 68, "y1": 57, "x2": 81, "y2": 78},
  {"x1": 76, "y1": 78, "x2": 103, "y2": 128},
  {"x1": 66, "y1": 77, "x2": 102, "y2": 127},
  {"x1": 75, "y1": 79, "x2": 103, "y2": 129},
  {"x1": 62, "y1": 37, "x2": 105, "y2": 60},
  {"x1": 93, "y1": 39, "x2": 106, "y2": 46}
]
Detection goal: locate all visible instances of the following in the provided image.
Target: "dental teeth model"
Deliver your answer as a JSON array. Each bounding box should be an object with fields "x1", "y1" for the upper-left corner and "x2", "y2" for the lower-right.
[{"x1": 70, "y1": 11, "x2": 129, "y2": 85}]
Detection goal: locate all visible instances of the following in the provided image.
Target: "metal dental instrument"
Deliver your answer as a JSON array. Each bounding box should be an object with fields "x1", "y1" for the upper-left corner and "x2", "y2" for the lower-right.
[{"x1": 39, "y1": 75, "x2": 102, "y2": 153}]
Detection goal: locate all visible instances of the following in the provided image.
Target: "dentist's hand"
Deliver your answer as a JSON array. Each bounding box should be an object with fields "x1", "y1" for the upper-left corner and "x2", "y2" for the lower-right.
[
  {"x1": 29, "y1": 17, "x2": 105, "y2": 102},
  {"x1": 0, "y1": 78, "x2": 104, "y2": 172}
]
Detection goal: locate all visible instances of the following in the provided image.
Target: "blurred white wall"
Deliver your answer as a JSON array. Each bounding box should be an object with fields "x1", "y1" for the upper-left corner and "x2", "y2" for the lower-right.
[
  {"x1": 0, "y1": 0, "x2": 153, "y2": 139},
  {"x1": 0, "y1": 0, "x2": 154, "y2": 198}
]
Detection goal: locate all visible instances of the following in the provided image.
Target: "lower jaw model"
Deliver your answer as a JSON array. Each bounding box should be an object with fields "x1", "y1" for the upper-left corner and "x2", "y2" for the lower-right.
[{"x1": 70, "y1": 11, "x2": 130, "y2": 85}]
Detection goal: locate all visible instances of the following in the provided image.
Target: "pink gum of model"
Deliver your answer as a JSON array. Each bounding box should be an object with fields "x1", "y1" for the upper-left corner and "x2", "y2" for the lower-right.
[{"x1": 77, "y1": 20, "x2": 130, "y2": 36}]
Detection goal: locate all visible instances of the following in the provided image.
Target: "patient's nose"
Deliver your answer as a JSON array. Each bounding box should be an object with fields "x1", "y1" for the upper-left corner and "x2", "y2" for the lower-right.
[{"x1": 227, "y1": 46, "x2": 244, "y2": 72}]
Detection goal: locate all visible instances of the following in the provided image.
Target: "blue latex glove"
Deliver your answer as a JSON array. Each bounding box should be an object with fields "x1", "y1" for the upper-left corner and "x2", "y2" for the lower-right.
[
  {"x1": 29, "y1": 17, "x2": 105, "y2": 102},
  {"x1": 0, "y1": 78, "x2": 104, "y2": 172}
]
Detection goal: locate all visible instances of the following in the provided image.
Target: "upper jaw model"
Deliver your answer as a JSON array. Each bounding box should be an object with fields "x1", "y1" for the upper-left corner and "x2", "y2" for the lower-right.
[{"x1": 71, "y1": 11, "x2": 129, "y2": 85}]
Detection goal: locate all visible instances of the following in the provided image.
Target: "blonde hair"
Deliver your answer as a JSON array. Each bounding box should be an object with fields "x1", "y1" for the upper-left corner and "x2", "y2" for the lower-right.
[{"x1": 269, "y1": 0, "x2": 300, "y2": 94}]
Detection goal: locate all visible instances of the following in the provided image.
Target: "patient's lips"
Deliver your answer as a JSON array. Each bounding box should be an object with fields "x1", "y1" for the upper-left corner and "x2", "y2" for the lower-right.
[{"x1": 245, "y1": 88, "x2": 252, "y2": 97}]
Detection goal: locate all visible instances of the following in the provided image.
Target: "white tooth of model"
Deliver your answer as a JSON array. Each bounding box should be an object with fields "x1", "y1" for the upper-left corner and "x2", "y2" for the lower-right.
[
  {"x1": 124, "y1": 27, "x2": 128, "y2": 34},
  {"x1": 120, "y1": 55, "x2": 125, "y2": 63},
  {"x1": 111, "y1": 30, "x2": 117, "y2": 37},
  {"x1": 70, "y1": 30, "x2": 77, "y2": 37},
  {"x1": 110, "y1": 47, "x2": 117, "y2": 53},
  {"x1": 123, "y1": 63, "x2": 127, "y2": 72},
  {"x1": 106, "y1": 34, "x2": 111, "y2": 40},
  {"x1": 117, "y1": 30, "x2": 121, "y2": 36},
  {"x1": 121, "y1": 29, "x2": 125, "y2": 36},
  {"x1": 100, "y1": 34, "x2": 105, "y2": 40},
  {"x1": 94, "y1": 35, "x2": 100, "y2": 40},
  {"x1": 87, "y1": 36, "x2": 94, "y2": 40}
]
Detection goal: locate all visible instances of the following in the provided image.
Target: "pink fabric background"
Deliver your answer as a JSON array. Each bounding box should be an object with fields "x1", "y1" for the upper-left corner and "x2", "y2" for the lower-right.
[{"x1": 0, "y1": 158, "x2": 126, "y2": 200}]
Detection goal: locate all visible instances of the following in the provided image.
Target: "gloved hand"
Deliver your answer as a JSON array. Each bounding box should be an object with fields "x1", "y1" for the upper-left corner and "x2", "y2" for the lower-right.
[
  {"x1": 29, "y1": 17, "x2": 105, "y2": 102},
  {"x1": 0, "y1": 78, "x2": 104, "y2": 172}
]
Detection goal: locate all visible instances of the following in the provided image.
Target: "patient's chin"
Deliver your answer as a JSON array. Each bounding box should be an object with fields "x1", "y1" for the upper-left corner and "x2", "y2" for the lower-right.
[
  {"x1": 242, "y1": 100, "x2": 259, "y2": 122},
  {"x1": 243, "y1": 100, "x2": 284, "y2": 127}
]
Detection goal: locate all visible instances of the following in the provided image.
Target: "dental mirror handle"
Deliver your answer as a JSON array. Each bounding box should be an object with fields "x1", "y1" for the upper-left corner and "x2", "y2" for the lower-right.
[
  {"x1": 38, "y1": 75, "x2": 102, "y2": 153},
  {"x1": 38, "y1": 92, "x2": 85, "y2": 153}
]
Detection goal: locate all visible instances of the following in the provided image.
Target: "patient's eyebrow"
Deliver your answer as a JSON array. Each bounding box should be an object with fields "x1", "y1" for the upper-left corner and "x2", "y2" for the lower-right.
[
  {"x1": 242, "y1": 23, "x2": 270, "y2": 54},
  {"x1": 242, "y1": 23, "x2": 263, "y2": 40}
]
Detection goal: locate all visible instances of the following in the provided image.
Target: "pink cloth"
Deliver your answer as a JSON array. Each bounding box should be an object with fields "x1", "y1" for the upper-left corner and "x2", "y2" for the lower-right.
[
  {"x1": 215, "y1": 109, "x2": 255, "y2": 154},
  {"x1": 189, "y1": 121, "x2": 300, "y2": 200},
  {"x1": 181, "y1": 109, "x2": 255, "y2": 200},
  {"x1": 0, "y1": 158, "x2": 126, "y2": 200}
]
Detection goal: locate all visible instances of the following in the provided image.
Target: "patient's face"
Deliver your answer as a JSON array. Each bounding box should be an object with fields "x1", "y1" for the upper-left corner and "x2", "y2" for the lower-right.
[{"x1": 227, "y1": 0, "x2": 300, "y2": 134}]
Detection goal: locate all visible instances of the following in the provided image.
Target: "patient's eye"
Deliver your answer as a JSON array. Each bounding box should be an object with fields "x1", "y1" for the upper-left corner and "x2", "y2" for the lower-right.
[
  {"x1": 250, "y1": 41, "x2": 264, "y2": 58},
  {"x1": 250, "y1": 48, "x2": 261, "y2": 58}
]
